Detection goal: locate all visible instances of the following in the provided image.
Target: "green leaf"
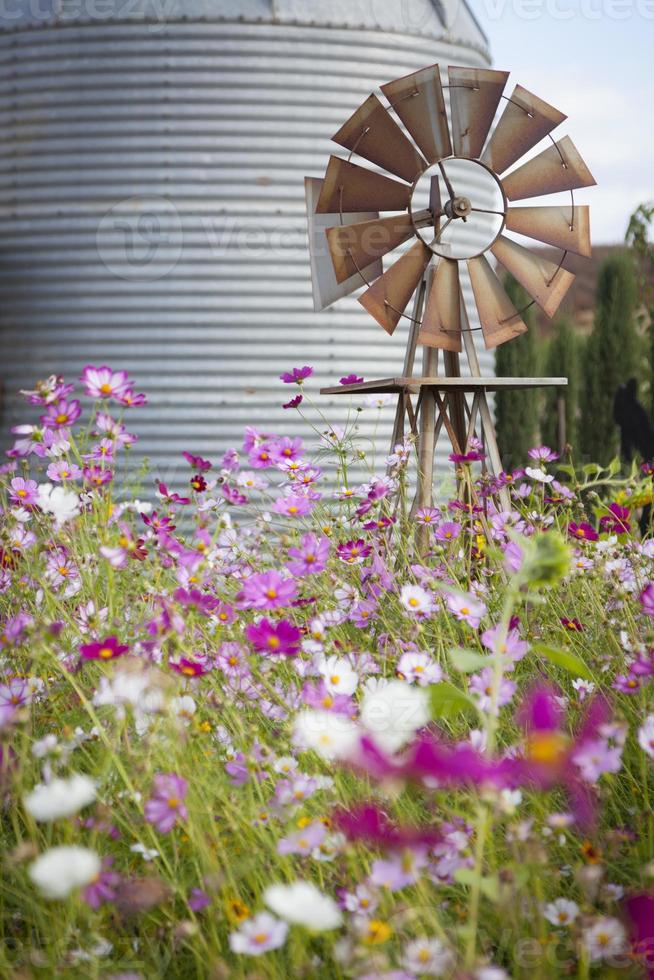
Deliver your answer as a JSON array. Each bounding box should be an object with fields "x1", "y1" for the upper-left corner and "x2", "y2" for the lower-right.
[
  {"x1": 429, "y1": 682, "x2": 478, "y2": 721},
  {"x1": 533, "y1": 643, "x2": 593, "y2": 681},
  {"x1": 448, "y1": 647, "x2": 490, "y2": 673},
  {"x1": 454, "y1": 868, "x2": 500, "y2": 901},
  {"x1": 582, "y1": 463, "x2": 602, "y2": 477}
]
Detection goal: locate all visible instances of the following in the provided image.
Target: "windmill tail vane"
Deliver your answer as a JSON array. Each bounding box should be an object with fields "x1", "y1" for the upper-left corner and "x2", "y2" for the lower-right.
[{"x1": 304, "y1": 63, "x2": 595, "y2": 510}]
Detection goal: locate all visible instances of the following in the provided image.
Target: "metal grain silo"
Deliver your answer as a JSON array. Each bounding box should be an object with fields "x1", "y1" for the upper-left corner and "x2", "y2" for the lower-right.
[{"x1": 0, "y1": 0, "x2": 492, "y2": 484}]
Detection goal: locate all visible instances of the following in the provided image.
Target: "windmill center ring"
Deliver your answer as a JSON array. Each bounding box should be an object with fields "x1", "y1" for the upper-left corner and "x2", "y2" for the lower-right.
[{"x1": 409, "y1": 158, "x2": 508, "y2": 261}]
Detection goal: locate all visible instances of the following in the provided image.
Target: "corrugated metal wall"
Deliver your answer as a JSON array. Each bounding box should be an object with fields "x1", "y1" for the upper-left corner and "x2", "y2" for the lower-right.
[{"x1": 0, "y1": 5, "x2": 494, "y2": 486}]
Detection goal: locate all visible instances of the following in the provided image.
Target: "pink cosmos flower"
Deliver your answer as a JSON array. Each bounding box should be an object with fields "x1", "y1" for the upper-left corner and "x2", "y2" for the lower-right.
[
  {"x1": 81, "y1": 365, "x2": 132, "y2": 400},
  {"x1": 481, "y1": 625, "x2": 528, "y2": 667},
  {"x1": 445, "y1": 591, "x2": 486, "y2": 628},
  {"x1": 435, "y1": 521, "x2": 461, "y2": 542},
  {"x1": 237, "y1": 571, "x2": 298, "y2": 610},
  {"x1": 116, "y1": 388, "x2": 147, "y2": 407},
  {"x1": 272, "y1": 436, "x2": 304, "y2": 464},
  {"x1": 449, "y1": 450, "x2": 485, "y2": 463},
  {"x1": 640, "y1": 583, "x2": 654, "y2": 618},
  {"x1": 339, "y1": 374, "x2": 364, "y2": 385},
  {"x1": 336, "y1": 539, "x2": 371, "y2": 564},
  {"x1": 245, "y1": 618, "x2": 301, "y2": 656},
  {"x1": 144, "y1": 773, "x2": 188, "y2": 833},
  {"x1": 40, "y1": 398, "x2": 82, "y2": 429},
  {"x1": 273, "y1": 494, "x2": 314, "y2": 518},
  {"x1": 83, "y1": 465, "x2": 113, "y2": 487},
  {"x1": 188, "y1": 888, "x2": 211, "y2": 912},
  {"x1": 568, "y1": 521, "x2": 599, "y2": 542},
  {"x1": 9, "y1": 477, "x2": 38, "y2": 506},
  {"x1": 277, "y1": 820, "x2": 326, "y2": 856},
  {"x1": 286, "y1": 533, "x2": 330, "y2": 576},
  {"x1": 80, "y1": 636, "x2": 129, "y2": 662},
  {"x1": 333, "y1": 803, "x2": 441, "y2": 851},
  {"x1": 469, "y1": 668, "x2": 516, "y2": 713},
  {"x1": 83, "y1": 439, "x2": 115, "y2": 463},
  {"x1": 415, "y1": 507, "x2": 439, "y2": 526},
  {"x1": 169, "y1": 658, "x2": 210, "y2": 678},
  {"x1": 83, "y1": 858, "x2": 121, "y2": 909},
  {"x1": 283, "y1": 394, "x2": 303, "y2": 409},
  {"x1": 280, "y1": 365, "x2": 313, "y2": 385},
  {"x1": 248, "y1": 442, "x2": 276, "y2": 469},
  {"x1": 157, "y1": 482, "x2": 191, "y2": 506},
  {"x1": 0, "y1": 677, "x2": 33, "y2": 708},
  {"x1": 528, "y1": 446, "x2": 559, "y2": 462},
  {"x1": 216, "y1": 642, "x2": 250, "y2": 678},
  {"x1": 46, "y1": 460, "x2": 82, "y2": 482},
  {"x1": 599, "y1": 503, "x2": 630, "y2": 534},
  {"x1": 229, "y1": 912, "x2": 288, "y2": 956},
  {"x1": 182, "y1": 450, "x2": 212, "y2": 471}
]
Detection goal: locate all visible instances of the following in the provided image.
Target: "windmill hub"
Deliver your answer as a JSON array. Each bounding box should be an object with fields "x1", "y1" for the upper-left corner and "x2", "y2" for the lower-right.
[{"x1": 446, "y1": 196, "x2": 472, "y2": 219}]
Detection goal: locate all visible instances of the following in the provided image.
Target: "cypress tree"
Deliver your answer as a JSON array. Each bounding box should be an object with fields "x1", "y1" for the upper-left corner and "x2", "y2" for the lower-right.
[
  {"x1": 494, "y1": 275, "x2": 539, "y2": 470},
  {"x1": 580, "y1": 253, "x2": 637, "y2": 465},
  {"x1": 541, "y1": 318, "x2": 579, "y2": 454}
]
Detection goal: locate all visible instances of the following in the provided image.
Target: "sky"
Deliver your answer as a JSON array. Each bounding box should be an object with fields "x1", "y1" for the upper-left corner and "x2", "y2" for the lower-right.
[{"x1": 472, "y1": 0, "x2": 654, "y2": 243}]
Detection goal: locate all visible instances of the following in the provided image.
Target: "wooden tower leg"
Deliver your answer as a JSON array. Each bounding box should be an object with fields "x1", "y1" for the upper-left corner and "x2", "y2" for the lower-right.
[{"x1": 389, "y1": 268, "x2": 431, "y2": 457}]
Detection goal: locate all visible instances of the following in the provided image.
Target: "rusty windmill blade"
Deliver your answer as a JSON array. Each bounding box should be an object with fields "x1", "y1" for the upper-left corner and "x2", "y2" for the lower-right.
[
  {"x1": 481, "y1": 84, "x2": 567, "y2": 176},
  {"x1": 332, "y1": 93, "x2": 427, "y2": 184},
  {"x1": 505, "y1": 204, "x2": 591, "y2": 257},
  {"x1": 467, "y1": 254, "x2": 528, "y2": 348},
  {"x1": 448, "y1": 66, "x2": 509, "y2": 159},
  {"x1": 358, "y1": 240, "x2": 432, "y2": 335},
  {"x1": 491, "y1": 235, "x2": 575, "y2": 317},
  {"x1": 316, "y1": 156, "x2": 412, "y2": 214},
  {"x1": 380, "y1": 64, "x2": 452, "y2": 164},
  {"x1": 305, "y1": 177, "x2": 383, "y2": 311},
  {"x1": 326, "y1": 213, "x2": 416, "y2": 284},
  {"x1": 502, "y1": 135, "x2": 596, "y2": 201},
  {"x1": 419, "y1": 258, "x2": 461, "y2": 352}
]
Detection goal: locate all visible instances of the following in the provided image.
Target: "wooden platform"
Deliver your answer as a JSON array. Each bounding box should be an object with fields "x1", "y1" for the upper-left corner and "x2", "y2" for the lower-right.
[{"x1": 321, "y1": 376, "x2": 568, "y2": 395}]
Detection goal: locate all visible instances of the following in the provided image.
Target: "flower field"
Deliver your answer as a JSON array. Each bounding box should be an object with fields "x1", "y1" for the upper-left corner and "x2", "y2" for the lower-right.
[{"x1": 3, "y1": 365, "x2": 654, "y2": 978}]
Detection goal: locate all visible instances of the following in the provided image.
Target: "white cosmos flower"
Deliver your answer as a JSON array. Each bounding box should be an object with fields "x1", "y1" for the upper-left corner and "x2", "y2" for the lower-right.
[
  {"x1": 583, "y1": 917, "x2": 627, "y2": 960},
  {"x1": 24, "y1": 774, "x2": 96, "y2": 822},
  {"x1": 544, "y1": 898, "x2": 580, "y2": 927},
  {"x1": 400, "y1": 583, "x2": 434, "y2": 616},
  {"x1": 359, "y1": 679, "x2": 429, "y2": 753},
  {"x1": 638, "y1": 715, "x2": 654, "y2": 758},
  {"x1": 36, "y1": 483, "x2": 81, "y2": 526},
  {"x1": 264, "y1": 880, "x2": 342, "y2": 931},
  {"x1": 318, "y1": 655, "x2": 359, "y2": 696},
  {"x1": 525, "y1": 466, "x2": 554, "y2": 483},
  {"x1": 29, "y1": 846, "x2": 101, "y2": 899},
  {"x1": 402, "y1": 937, "x2": 454, "y2": 975},
  {"x1": 292, "y1": 710, "x2": 359, "y2": 761}
]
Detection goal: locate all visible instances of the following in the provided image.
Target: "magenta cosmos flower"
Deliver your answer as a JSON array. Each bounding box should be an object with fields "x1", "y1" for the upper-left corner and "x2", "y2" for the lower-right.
[
  {"x1": 40, "y1": 398, "x2": 81, "y2": 429},
  {"x1": 283, "y1": 394, "x2": 303, "y2": 409},
  {"x1": 144, "y1": 773, "x2": 188, "y2": 833},
  {"x1": 279, "y1": 365, "x2": 313, "y2": 385},
  {"x1": 339, "y1": 374, "x2": 364, "y2": 385},
  {"x1": 9, "y1": 477, "x2": 39, "y2": 506},
  {"x1": 80, "y1": 636, "x2": 129, "y2": 662},
  {"x1": 80, "y1": 365, "x2": 132, "y2": 400},
  {"x1": 568, "y1": 521, "x2": 599, "y2": 542},
  {"x1": 640, "y1": 583, "x2": 654, "y2": 618},
  {"x1": 237, "y1": 571, "x2": 297, "y2": 610},
  {"x1": 245, "y1": 618, "x2": 301, "y2": 656}
]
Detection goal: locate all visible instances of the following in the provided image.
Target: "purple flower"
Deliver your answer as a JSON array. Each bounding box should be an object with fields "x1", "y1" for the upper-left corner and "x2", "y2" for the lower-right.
[
  {"x1": 245, "y1": 618, "x2": 301, "y2": 656},
  {"x1": 568, "y1": 522, "x2": 599, "y2": 542},
  {"x1": 188, "y1": 887, "x2": 211, "y2": 911},
  {"x1": 277, "y1": 820, "x2": 326, "y2": 856},
  {"x1": 80, "y1": 636, "x2": 129, "y2": 662},
  {"x1": 599, "y1": 503, "x2": 630, "y2": 535},
  {"x1": 237, "y1": 571, "x2": 298, "y2": 610},
  {"x1": 144, "y1": 773, "x2": 188, "y2": 833},
  {"x1": 273, "y1": 494, "x2": 314, "y2": 518},
  {"x1": 229, "y1": 912, "x2": 288, "y2": 956},
  {"x1": 0, "y1": 678, "x2": 33, "y2": 708},
  {"x1": 280, "y1": 365, "x2": 313, "y2": 385},
  {"x1": 286, "y1": 533, "x2": 330, "y2": 576},
  {"x1": 336, "y1": 539, "x2": 371, "y2": 564},
  {"x1": 9, "y1": 477, "x2": 39, "y2": 506},
  {"x1": 283, "y1": 394, "x2": 303, "y2": 409},
  {"x1": 415, "y1": 507, "x2": 439, "y2": 526},
  {"x1": 339, "y1": 374, "x2": 364, "y2": 385},
  {"x1": 435, "y1": 521, "x2": 461, "y2": 542},
  {"x1": 80, "y1": 365, "x2": 132, "y2": 400},
  {"x1": 445, "y1": 591, "x2": 486, "y2": 628},
  {"x1": 182, "y1": 450, "x2": 212, "y2": 472},
  {"x1": 528, "y1": 446, "x2": 559, "y2": 462},
  {"x1": 469, "y1": 668, "x2": 516, "y2": 713},
  {"x1": 83, "y1": 858, "x2": 120, "y2": 909},
  {"x1": 640, "y1": 583, "x2": 654, "y2": 618},
  {"x1": 40, "y1": 398, "x2": 82, "y2": 429},
  {"x1": 46, "y1": 460, "x2": 82, "y2": 482}
]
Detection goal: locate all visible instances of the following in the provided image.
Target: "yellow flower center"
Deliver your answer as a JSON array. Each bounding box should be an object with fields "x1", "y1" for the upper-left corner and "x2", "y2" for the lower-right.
[
  {"x1": 100, "y1": 383, "x2": 112, "y2": 394},
  {"x1": 98, "y1": 647, "x2": 114, "y2": 659},
  {"x1": 55, "y1": 413, "x2": 68, "y2": 424},
  {"x1": 527, "y1": 731, "x2": 569, "y2": 766}
]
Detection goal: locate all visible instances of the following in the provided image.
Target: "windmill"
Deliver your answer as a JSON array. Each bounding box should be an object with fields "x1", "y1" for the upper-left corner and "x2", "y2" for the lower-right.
[{"x1": 304, "y1": 65, "x2": 595, "y2": 510}]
